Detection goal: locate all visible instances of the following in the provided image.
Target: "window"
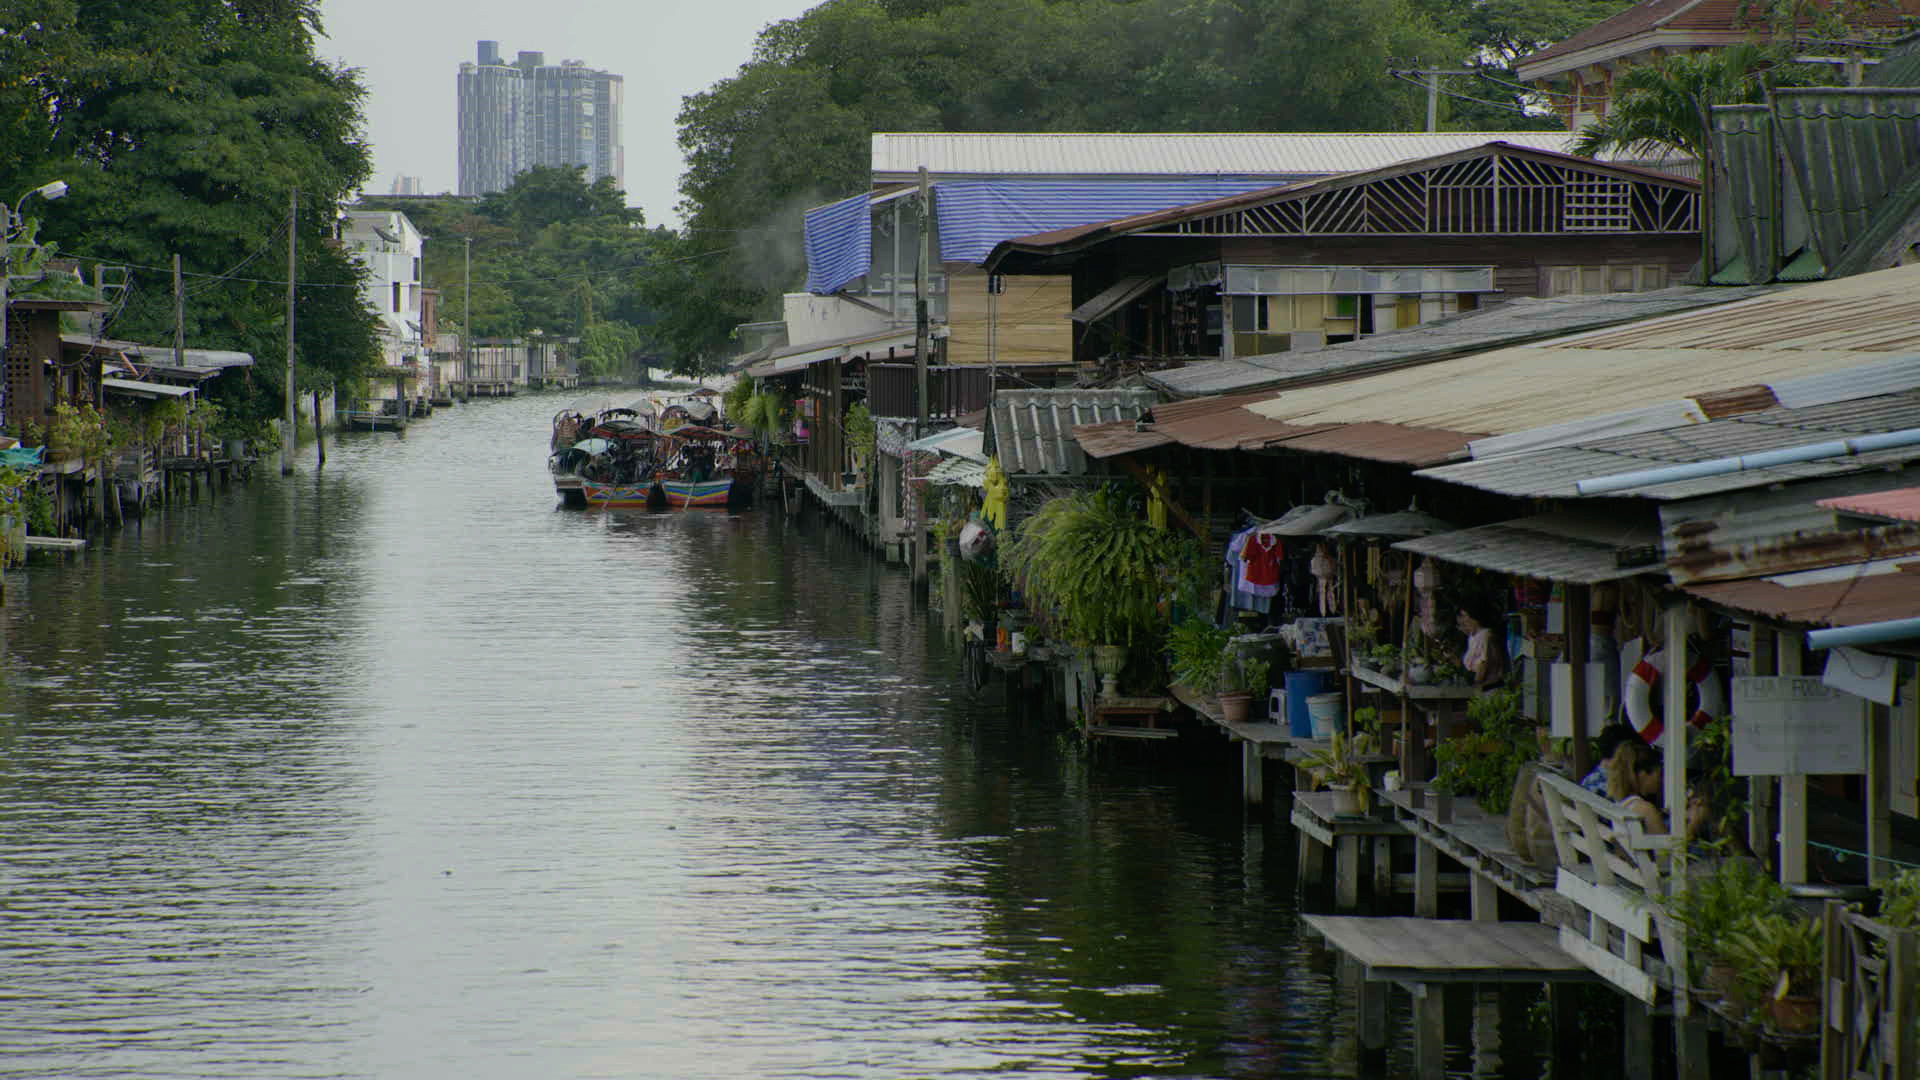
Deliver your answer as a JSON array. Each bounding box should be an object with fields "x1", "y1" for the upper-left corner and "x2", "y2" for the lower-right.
[
  {"x1": 392, "y1": 282, "x2": 402, "y2": 312},
  {"x1": 1543, "y1": 264, "x2": 1669, "y2": 297},
  {"x1": 1230, "y1": 295, "x2": 1269, "y2": 332},
  {"x1": 412, "y1": 257, "x2": 421, "y2": 282}
]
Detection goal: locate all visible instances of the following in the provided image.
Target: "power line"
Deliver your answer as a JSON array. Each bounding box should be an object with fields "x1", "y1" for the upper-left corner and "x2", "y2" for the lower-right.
[
  {"x1": 1388, "y1": 70, "x2": 1536, "y2": 116},
  {"x1": 60, "y1": 243, "x2": 738, "y2": 291}
]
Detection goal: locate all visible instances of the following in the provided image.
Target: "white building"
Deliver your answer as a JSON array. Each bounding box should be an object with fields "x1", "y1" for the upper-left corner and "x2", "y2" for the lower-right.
[{"x1": 340, "y1": 210, "x2": 425, "y2": 380}]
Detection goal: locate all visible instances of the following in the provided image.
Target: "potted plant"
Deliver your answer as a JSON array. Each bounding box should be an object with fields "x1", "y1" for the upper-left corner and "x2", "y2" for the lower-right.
[
  {"x1": 1668, "y1": 858, "x2": 1788, "y2": 1001},
  {"x1": 1366, "y1": 643, "x2": 1402, "y2": 678},
  {"x1": 1003, "y1": 490, "x2": 1178, "y2": 698},
  {"x1": 1722, "y1": 912, "x2": 1823, "y2": 1034},
  {"x1": 1301, "y1": 732, "x2": 1374, "y2": 816}
]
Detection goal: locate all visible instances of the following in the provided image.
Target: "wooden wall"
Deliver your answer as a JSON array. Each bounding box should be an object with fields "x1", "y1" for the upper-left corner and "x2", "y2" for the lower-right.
[{"x1": 945, "y1": 267, "x2": 1073, "y2": 367}]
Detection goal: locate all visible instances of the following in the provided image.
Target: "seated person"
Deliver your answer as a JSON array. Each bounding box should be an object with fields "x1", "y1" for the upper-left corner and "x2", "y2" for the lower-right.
[
  {"x1": 1579, "y1": 723, "x2": 1646, "y2": 796},
  {"x1": 1606, "y1": 740, "x2": 1667, "y2": 835},
  {"x1": 1456, "y1": 601, "x2": 1510, "y2": 689}
]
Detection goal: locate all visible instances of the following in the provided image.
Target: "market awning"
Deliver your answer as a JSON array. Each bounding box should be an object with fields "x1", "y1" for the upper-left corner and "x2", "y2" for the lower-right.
[
  {"x1": 1392, "y1": 511, "x2": 1662, "y2": 584},
  {"x1": 1681, "y1": 555, "x2": 1920, "y2": 629},
  {"x1": 925, "y1": 457, "x2": 989, "y2": 487},
  {"x1": 1070, "y1": 274, "x2": 1162, "y2": 324},
  {"x1": 102, "y1": 377, "x2": 195, "y2": 400}
]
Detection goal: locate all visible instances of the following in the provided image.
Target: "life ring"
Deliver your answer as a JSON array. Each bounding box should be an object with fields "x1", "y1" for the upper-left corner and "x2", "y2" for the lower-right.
[{"x1": 1624, "y1": 648, "x2": 1723, "y2": 746}]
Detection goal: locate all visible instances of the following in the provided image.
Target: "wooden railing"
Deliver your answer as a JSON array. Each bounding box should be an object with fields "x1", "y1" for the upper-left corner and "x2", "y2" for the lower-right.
[
  {"x1": 1822, "y1": 902, "x2": 1917, "y2": 1080},
  {"x1": 1537, "y1": 771, "x2": 1680, "y2": 1002}
]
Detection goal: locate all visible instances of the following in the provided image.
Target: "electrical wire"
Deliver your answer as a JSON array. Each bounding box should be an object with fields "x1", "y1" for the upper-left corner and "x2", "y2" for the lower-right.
[
  {"x1": 58, "y1": 242, "x2": 737, "y2": 291},
  {"x1": 1388, "y1": 70, "x2": 1536, "y2": 115}
]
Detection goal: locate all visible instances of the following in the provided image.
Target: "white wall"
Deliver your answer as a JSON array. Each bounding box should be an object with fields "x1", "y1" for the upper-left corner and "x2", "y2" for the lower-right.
[
  {"x1": 341, "y1": 210, "x2": 425, "y2": 370},
  {"x1": 781, "y1": 293, "x2": 890, "y2": 347}
]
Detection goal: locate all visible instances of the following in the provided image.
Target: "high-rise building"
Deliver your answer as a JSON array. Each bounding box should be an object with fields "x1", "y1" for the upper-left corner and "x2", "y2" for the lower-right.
[{"x1": 456, "y1": 41, "x2": 624, "y2": 197}]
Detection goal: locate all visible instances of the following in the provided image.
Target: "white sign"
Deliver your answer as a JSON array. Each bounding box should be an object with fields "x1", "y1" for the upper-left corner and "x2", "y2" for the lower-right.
[
  {"x1": 1549, "y1": 661, "x2": 1613, "y2": 738},
  {"x1": 1821, "y1": 646, "x2": 1898, "y2": 707},
  {"x1": 1731, "y1": 676, "x2": 1866, "y2": 776}
]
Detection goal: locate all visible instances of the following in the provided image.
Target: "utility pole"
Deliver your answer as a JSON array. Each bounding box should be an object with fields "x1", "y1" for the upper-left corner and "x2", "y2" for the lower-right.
[
  {"x1": 914, "y1": 165, "x2": 930, "y2": 433},
  {"x1": 1401, "y1": 68, "x2": 1477, "y2": 132},
  {"x1": 173, "y1": 254, "x2": 185, "y2": 371},
  {"x1": 282, "y1": 188, "x2": 297, "y2": 476}
]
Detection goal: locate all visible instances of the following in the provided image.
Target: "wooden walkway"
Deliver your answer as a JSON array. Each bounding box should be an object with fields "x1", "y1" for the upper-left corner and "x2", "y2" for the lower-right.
[
  {"x1": 1169, "y1": 682, "x2": 1298, "y2": 803},
  {"x1": 1306, "y1": 914, "x2": 1594, "y2": 1080},
  {"x1": 1379, "y1": 786, "x2": 1558, "y2": 920},
  {"x1": 1305, "y1": 915, "x2": 1597, "y2": 984}
]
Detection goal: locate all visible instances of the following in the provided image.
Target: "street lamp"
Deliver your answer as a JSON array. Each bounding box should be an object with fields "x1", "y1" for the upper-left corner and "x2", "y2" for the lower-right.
[{"x1": 1, "y1": 179, "x2": 70, "y2": 432}]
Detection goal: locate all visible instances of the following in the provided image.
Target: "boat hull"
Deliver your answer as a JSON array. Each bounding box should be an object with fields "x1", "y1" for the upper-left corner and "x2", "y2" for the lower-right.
[
  {"x1": 553, "y1": 473, "x2": 587, "y2": 508},
  {"x1": 580, "y1": 480, "x2": 661, "y2": 508},
  {"x1": 660, "y1": 478, "x2": 732, "y2": 508}
]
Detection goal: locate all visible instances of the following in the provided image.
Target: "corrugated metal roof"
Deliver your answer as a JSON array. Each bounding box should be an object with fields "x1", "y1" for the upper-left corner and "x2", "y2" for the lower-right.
[
  {"x1": 1243, "y1": 263, "x2": 1920, "y2": 436},
  {"x1": 871, "y1": 132, "x2": 1585, "y2": 181},
  {"x1": 925, "y1": 457, "x2": 989, "y2": 488},
  {"x1": 1682, "y1": 558, "x2": 1920, "y2": 628},
  {"x1": 1819, "y1": 485, "x2": 1920, "y2": 523},
  {"x1": 1660, "y1": 472, "x2": 1920, "y2": 583},
  {"x1": 989, "y1": 388, "x2": 1157, "y2": 476},
  {"x1": 1070, "y1": 392, "x2": 1474, "y2": 467},
  {"x1": 1394, "y1": 511, "x2": 1663, "y2": 584},
  {"x1": 1422, "y1": 386, "x2": 1920, "y2": 501},
  {"x1": 1771, "y1": 89, "x2": 1920, "y2": 274},
  {"x1": 1149, "y1": 284, "x2": 1780, "y2": 399},
  {"x1": 1516, "y1": 0, "x2": 1920, "y2": 81}
]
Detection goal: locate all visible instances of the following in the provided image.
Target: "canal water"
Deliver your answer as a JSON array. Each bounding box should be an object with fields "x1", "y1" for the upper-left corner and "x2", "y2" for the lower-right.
[{"x1": 0, "y1": 395, "x2": 1549, "y2": 1079}]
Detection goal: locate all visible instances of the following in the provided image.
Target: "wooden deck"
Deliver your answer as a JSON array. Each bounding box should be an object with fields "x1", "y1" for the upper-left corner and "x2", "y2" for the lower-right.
[
  {"x1": 1304, "y1": 914, "x2": 1598, "y2": 984},
  {"x1": 1169, "y1": 681, "x2": 1298, "y2": 804},
  {"x1": 1306, "y1": 913, "x2": 1596, "y2": 1080},
  {"x1": 1380, "y1": 786, "x2": 1559, "y2": 920},
  {"x1": 1292, "y1": 790, "x2": 1407, "y2": 909}
]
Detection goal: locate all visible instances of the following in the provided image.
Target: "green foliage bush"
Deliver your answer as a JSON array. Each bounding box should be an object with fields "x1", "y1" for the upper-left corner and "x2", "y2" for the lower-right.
[
  {"x1": 1003, "y1": 490, "x2": 1177, "y2": 647},
  {"x1": 1433, "y1": 689, "x2": 1534, "y2": 814}
]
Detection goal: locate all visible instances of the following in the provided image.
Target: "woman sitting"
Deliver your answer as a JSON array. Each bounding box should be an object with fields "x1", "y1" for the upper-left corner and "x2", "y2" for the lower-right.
[
  {"x1": 1606, "y1": 740, "x2": 1667, "y2": 835},
  {"x1": 1579, "y1": 723, "x2": 1646, "y2": 796}
]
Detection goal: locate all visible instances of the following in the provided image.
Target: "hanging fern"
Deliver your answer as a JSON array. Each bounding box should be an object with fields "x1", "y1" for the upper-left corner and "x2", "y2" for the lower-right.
[{"x1": 1003, "y1": 490, "x2": 1176, "y2": 646}]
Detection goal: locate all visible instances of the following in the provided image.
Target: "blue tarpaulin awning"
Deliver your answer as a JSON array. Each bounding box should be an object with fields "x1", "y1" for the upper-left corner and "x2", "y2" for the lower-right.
[
  {"x1": 803, "y1": 193, "x2": 874, "y2": 295},
  {"x1": 803, "y1": 178, "x2": 1301, "y2": 295}
]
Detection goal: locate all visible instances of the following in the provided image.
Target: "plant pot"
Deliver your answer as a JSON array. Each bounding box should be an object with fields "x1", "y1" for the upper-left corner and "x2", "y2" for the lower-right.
[
  {"x1": 1092, "y1": 644, "x2": 1127, "y2": 698},
  {"x1": 1766, "y1": 993, "x2": 1820, "y2": 1035},
  {"x1": 1331, "y1": 786, "x2": 1362, "y2": 817},
  {"x1": 1702, "y1": 961, "x2": 1741, "y2": 1004},
  {"x1": 1218, "y1": 690, "x2": 1252, "y2": 724}
]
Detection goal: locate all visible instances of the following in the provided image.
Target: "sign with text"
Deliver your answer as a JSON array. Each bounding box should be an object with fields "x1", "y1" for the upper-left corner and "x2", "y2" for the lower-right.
[{"x1": 1731, "y1": 676, "x2": 1866, "y2": 776}]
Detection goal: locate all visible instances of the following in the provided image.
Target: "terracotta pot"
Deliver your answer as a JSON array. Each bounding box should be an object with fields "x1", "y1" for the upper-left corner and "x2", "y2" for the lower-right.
[
  {"x1": 1218, "y1": 690, "x2": 1252, "y2": 724},
  {"x1": 1702, "y1": 961, "x2": 1741, "y2": 1004},
  {"x1": 1766, "y1": 993, "x2": 1820, "y2": 1035}
]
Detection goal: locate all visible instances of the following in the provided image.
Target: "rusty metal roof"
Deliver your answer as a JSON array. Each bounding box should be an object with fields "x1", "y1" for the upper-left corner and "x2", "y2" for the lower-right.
[
  {"x1": 1819, "y1": 486, "x2": 1920, "y2": 524},
  {"x1": 989, "y1": 388, "x2": 1157, "y2": 476},
  {"x1": 1661, "y1": 473, "x2": 1920, "y2": 584},
  {"x1": 1072, "y1": 392, "x2": 1475, "y2": 467},
  {"x1": 1394, "y1": 510, "x2": 1663, "y2": 584},
  {"x1": 1683, "y1": 557, "x2": 1920, "y2": 628}
]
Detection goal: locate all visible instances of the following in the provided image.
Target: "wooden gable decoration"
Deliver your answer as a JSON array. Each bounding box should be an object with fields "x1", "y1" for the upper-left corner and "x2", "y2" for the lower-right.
[{"x1": 1143, "y1": 144, "x2": 1699, "y2": 239}]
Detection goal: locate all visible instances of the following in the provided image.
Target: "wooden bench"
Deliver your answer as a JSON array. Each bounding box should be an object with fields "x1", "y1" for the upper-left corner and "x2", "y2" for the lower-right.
[{"x1": 1536, "y1": 771, "x2": 1678, "y2": 1003}]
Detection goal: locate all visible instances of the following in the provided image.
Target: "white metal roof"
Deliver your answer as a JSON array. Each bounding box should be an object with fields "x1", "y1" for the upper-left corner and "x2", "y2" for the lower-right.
[
  {"x1": 871, "y1": 132, "x2": 1593, "y2": 181},
  {"x1": 1245, "y1": 262, "x2": 1920, "y2": 438},
  {"x1": 102, "y1": 377, "x2": 195, "y2": 399}
]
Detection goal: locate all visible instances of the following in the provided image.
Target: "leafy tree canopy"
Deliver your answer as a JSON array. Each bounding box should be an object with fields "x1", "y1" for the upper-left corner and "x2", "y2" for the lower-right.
[{"x1": 0, "y1": 0, "x2": 381, "y2": 433}]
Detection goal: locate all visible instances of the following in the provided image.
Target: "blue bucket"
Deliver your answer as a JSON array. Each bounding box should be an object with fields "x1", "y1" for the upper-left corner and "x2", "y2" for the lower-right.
[{"x1": 1284, "y1": 670, "x2": 1333, "y2": 737}]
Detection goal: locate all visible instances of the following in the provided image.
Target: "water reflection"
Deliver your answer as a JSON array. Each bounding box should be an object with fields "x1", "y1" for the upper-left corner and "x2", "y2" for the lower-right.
[{"x1": 0, "y1": 395, "x2": 1449, "y2": 1079}]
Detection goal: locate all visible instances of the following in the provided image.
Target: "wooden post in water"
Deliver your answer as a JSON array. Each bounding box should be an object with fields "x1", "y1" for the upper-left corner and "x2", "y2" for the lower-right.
[{"x1": 314, "y1": 389, "x2": 325, "y2": 468}]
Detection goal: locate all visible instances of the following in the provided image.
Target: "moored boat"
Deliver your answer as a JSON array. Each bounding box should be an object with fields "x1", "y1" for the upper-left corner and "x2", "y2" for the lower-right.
[{"x1": 659, "y1": 477, "x2": 731, "y2": 508}]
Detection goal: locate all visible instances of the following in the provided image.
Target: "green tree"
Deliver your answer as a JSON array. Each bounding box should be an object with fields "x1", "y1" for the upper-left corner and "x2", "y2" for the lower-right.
[
  {"x1": 1571, "y1": 45, "x2": 1827, "y2": 160},
  {"x1": 0, "y1": 0, "x2": 379, "y2": 436}
]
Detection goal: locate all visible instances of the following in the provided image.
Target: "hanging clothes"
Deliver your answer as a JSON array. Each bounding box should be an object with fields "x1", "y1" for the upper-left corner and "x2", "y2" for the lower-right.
[
  {"x1": 1223, "y1": 525, "x2": 1272, "y2": 615},
  {"x1": 1239, "y1": 532, "x2": 1283, "y2": 597}
]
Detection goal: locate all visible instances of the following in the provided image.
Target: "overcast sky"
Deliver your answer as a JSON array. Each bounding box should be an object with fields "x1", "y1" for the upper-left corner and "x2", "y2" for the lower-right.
[{"x1": 317, "y1": 0, "x2": 818, "y2": 227}]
